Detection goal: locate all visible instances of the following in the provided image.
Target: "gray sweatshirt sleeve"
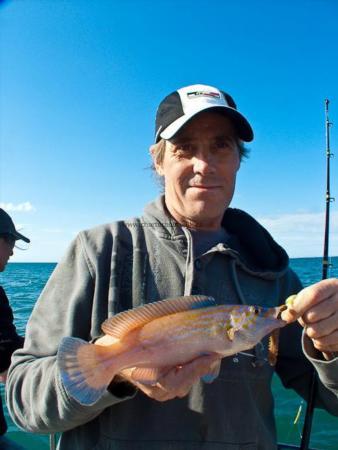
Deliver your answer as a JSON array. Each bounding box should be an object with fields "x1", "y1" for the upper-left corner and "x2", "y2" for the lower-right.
[
  {"x1": 277, "y1": 321, "x2": 338, "y2": 416},
  {"x1": 6, "y1": 232, "x2": 136, "y2": 434},
  {"x1": 302, "y1": 333, "x2": 338, "y2": 411}
]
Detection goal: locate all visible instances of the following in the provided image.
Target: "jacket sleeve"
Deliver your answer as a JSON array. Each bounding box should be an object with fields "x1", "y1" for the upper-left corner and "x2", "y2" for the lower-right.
[
  {"x1": 276, "y1": 269, "x2": 338, "y2": 416},
  {"x1": 6, "y1": 232, "x2": 136, "y2": 434},
  {"x1": 0, "y1": 286, "x2": 25, "y2": 372},
  {"x1": 277, "y1": 321, "x2": 338, "y2": 416}
]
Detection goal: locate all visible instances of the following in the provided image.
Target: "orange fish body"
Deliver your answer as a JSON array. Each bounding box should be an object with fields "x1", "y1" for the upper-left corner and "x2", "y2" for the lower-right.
[{"x1": 58, "y1": 296, "x2": 286, "y2": 405}]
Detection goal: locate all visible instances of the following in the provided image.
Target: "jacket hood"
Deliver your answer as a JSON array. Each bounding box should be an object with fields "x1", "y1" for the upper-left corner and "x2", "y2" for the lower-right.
[
  {"x1": 221, "y1": 207, "x2": 289, "y2": 275},
  {"x1": 143, "y1": 196, "x2": 289, "y2": 277}
]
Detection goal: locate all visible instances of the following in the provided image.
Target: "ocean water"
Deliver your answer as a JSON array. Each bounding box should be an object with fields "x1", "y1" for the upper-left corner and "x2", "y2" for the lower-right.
[{"x1": 0, "y1": 258, "x2": 338, "y2": 449}]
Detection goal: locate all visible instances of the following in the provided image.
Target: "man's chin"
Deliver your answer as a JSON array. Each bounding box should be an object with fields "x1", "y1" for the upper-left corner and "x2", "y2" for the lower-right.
[
  {"x1": 183, "y1": 207, "x2": 225, "y2": 229},
  {"x1": 188, "y1": 192, "x2": 229, "y2": 208}
]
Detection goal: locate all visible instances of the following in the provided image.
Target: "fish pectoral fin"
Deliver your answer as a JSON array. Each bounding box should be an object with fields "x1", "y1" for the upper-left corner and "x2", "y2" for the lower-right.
[
  {"x1": 227, "y1": 327, "x2": 236, "y2": 341},
  {"x1": 102, "y1": 295, "x2": 216, "y2": 340},
  {"x1": 201, "y1": 359, "x2": 221, "y2": 384}
]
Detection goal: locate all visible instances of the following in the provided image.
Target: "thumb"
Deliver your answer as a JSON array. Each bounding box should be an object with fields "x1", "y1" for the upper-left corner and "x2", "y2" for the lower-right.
[{"x1": 280, "y1": 294, "x2": 299, "y2": 323}]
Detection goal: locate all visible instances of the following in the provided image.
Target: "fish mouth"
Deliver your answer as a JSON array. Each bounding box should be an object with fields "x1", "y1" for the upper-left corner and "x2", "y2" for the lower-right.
[
  {"x1": 276, "y1": 304, "x2": 287, "y2": 320},
  {"x1": 262, "y1": 305, "x2": 288, "y2": 322}
]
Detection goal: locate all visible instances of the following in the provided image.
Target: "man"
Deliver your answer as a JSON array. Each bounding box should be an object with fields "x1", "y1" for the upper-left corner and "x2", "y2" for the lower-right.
[
  {"x1": 0, "y1": 208, "x2": 29, "y2": 436},
  {"x1": 6, "y1": 84, "x2": 338, "y2": 449}
]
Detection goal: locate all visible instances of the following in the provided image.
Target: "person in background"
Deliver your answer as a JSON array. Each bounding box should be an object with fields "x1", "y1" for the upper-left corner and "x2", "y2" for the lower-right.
[
  {"x1": 0, "y1": 208, "x2": 29, "y2": 436},
  {"x1": 6, "y1": 84, "x2": 338, "y2": 450}
]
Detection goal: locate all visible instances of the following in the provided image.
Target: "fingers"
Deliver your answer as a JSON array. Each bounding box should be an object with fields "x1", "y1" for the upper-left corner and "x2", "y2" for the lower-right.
[
  {"x1": 131, "y1": 375, "x2": 189, "y2": 402},
  {"x1": 281, "y1": 279, "x2": 338, "y2": 357},
  {"x1": 281, "y1": 278, "x2": 338, "y2": 323},
  {"x1": 155, "y1": 355, "x2": 219, "y2": 397},
  {"x1": 304, "y1": 310, "x2": 338, "y2": 339},
  {"x1": 312, "y1": 330, "x2": 338, "y2": 353},
  {"x1": 94, "y1": 335, "x2": 119, "y2": 346},
  {"x1": 302, "y1": 296, "x2": 338, "y2": 324},
  {"x1": 163, "y1": 355, "x2": 219, "y2": 388},
  {"x1": 124, "y1": 354, "x2": 221, "y2": 402}
]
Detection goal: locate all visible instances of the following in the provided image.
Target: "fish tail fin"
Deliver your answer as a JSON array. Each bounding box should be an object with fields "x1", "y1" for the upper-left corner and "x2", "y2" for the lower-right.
[{"x1": 57, "y1": 337, "x2": 117, "y2": 405}]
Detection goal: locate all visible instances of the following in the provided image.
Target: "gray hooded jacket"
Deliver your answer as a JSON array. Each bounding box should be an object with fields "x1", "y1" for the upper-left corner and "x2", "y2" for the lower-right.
[{"x1": 7, "y1": 197, "x2": 338, "y2": 449}]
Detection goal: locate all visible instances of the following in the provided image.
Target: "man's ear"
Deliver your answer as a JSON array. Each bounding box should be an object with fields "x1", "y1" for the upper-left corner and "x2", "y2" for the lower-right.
[
  {"x1": 155, "y1": 164, "x2": 164, "y2": 176},
  {"x1": 150, "y1": 145, "x2": 164, "y2": 176}
]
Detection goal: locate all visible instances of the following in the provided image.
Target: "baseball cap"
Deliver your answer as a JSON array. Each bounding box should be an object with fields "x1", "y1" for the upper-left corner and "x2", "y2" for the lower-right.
[
  {"x1": 155, "y1": 83, "x2": 254, "y2": 143},
  {"x1": 0, "y1": 208, "x2": 30, "y2": 243}
]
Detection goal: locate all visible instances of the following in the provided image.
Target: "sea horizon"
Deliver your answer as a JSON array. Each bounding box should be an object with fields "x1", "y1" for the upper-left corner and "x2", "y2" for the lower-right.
[{"x1": 7, "y1": 255, "x2": 338, "y2": 264}]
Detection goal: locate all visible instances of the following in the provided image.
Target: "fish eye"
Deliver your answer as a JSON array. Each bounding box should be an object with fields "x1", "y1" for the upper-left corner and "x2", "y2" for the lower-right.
[{"x1": 249, "y1": 306, "x2": 260, "y2": 316}]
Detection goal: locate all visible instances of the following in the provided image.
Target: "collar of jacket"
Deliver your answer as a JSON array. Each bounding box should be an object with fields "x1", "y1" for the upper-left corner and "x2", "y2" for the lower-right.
[{"x1": 142, "y1": 196, "x2": 289, "y2": 277}]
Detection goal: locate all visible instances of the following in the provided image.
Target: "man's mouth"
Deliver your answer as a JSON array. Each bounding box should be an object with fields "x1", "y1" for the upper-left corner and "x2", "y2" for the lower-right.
[
  {"x1": 189, "y1": 185, "x2": 222, "y2": 190},
  {"x1": 189, "y1": 178, "x2": 223, "y2": 189}
]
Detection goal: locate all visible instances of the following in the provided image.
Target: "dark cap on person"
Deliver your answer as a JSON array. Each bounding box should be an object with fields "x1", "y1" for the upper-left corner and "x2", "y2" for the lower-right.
[
  {"x1": 155, "y1": 83, "x2": 254, "y2": 143},
  {"x1": 0, "y1": 208, "x2": 30, "y2": 243}
]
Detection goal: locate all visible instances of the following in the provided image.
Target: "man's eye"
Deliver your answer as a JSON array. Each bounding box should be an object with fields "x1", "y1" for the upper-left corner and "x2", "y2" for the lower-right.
[
  {"x1": 178, "y1": 143, "x2": 192, "y2": 151},
  {"x1": 174, "y1": 143, "x2": 194, "y2": 154},
  {"x1": 215, "y1": 140, "x2": 232, "y2": 150}
]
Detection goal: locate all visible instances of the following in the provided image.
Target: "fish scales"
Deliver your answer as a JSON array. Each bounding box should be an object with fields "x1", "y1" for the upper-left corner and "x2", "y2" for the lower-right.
[{"x1": 140, "y1": 308, "x2": 225, "y2": 338}]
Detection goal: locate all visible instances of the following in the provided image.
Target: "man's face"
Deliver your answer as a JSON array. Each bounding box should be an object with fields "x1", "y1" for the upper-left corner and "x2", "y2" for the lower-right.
[
  {"x1": 0, "y1": 236, "x2": 15, "y2": 272},
  {"x1": 155, "y1": 111, "x2": 241, "y2": 230}
]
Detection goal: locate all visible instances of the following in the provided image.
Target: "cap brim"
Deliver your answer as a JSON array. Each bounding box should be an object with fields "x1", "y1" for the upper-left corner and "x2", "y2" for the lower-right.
[
  {"x1": 160, "y1": 106, "x2": 254, "y2": 142},
  {"x1": 13, "y1": 230, "x2": 30, "y2": 243}
]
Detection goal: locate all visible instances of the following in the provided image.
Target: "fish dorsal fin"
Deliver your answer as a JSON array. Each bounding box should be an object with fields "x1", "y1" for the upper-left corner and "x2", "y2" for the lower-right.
[{"x1": 102, "y1": 295, "x2": 216, "y2": 340}]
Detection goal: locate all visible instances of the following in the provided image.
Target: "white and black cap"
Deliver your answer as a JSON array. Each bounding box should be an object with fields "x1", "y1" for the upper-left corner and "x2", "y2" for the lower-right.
[
  {"x1": 155, "y1": 84, "x2": 253, "y2": 143},
  {"x1": 0, "y1": 208, "x2": 30, "y2": 243}
]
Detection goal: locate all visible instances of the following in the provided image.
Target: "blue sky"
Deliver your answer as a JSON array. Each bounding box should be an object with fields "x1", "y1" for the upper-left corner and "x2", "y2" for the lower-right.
[{"x1": 1, "y1": 0, "x2": 337, "y2": 262}]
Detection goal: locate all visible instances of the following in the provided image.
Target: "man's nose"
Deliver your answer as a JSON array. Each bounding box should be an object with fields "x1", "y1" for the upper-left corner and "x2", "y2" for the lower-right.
[{"x1": 192, "y1": 149, "x2": 215, "y2": 174}]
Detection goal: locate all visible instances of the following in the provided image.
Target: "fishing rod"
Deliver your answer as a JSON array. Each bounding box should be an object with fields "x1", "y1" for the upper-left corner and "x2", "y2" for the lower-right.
[
  {"x1": 299, "y1": 99, "x2": 334, "y2": 450},
  {"x1": 322, "y1": 99, "x2": 334, "y2": 280}
]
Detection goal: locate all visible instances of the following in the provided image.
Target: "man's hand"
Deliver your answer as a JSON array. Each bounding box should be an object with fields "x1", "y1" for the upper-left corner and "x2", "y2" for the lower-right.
[
  {"x1": 281, "y1": 278, "x2": 338, "y2": 359},
  {"x1": 95, "y1": 328, "x2": 222, "y2": 401},
  {"x1": 118, "y1": 354, "x2": 221, "y2": 402}
]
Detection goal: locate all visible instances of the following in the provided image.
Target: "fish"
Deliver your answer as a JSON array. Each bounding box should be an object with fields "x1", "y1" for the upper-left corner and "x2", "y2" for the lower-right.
[{"x1": 57, "y1": 295, "x2": 287, "y2": 405}]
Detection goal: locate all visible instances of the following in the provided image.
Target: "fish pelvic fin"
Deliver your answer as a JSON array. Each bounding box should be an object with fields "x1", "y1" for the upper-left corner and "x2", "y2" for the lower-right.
[
  {"x1": 57, "y1": 337, "x2": 117, "y2": 405},
  {"x1": 268, "y1": 329, "x2": 280, "y2": 366},
  {"x1": 130, "y1": 367, "x2": 164, "y2": 385},
  {"x1": 201, "y1": 359, "x2": 222, "y2": 384}
]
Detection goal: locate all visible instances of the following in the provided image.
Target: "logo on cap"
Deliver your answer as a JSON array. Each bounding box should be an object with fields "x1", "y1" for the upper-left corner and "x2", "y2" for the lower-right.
[{"x1": 187, "y1": 91, "x2": 221, "y2": 99}]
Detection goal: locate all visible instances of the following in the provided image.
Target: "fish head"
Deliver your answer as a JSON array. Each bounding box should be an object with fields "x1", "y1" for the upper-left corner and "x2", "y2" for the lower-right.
[{"x1": 226, "y1": 304, "x2": 287, "y2": 345}]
